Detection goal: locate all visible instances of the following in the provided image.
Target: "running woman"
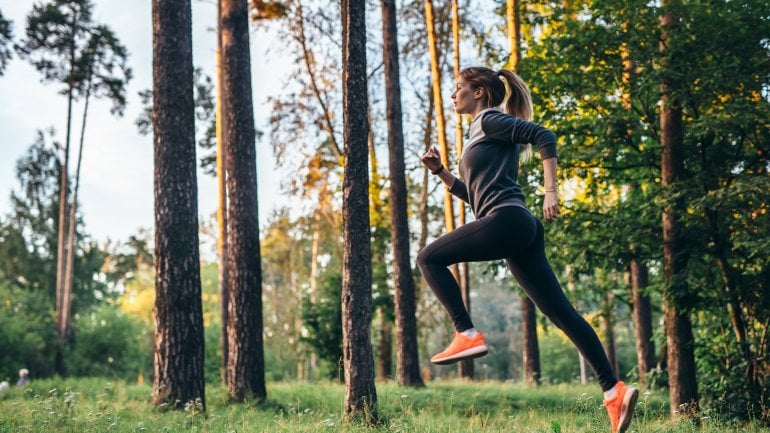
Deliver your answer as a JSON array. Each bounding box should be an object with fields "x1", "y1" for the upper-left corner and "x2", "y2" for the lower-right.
[{"x1": 418, "y1": 66, "x2": 638, "y2": 433}]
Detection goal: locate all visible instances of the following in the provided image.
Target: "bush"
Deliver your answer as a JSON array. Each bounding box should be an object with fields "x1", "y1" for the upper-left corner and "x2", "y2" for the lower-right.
[
  {"x1": 65, "y1": 304, "x2": 152, "y2": 381},
  {"x1": 0, "y1": 283, "x2": 58, "y2": 381}
]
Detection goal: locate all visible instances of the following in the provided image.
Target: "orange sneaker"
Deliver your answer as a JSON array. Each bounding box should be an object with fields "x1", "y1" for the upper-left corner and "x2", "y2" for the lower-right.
[
  {"x1": 603, "y1": 381, "x2": 639, "y2": 433},
  {"x1": 430, "y1": 332, "x2": 488, "y2": 365}
]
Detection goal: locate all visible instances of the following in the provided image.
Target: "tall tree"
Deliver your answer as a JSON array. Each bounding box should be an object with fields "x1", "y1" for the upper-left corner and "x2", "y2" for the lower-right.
[
  {"x1": 424, "y1": 0, "x2": 457, "y2": 260},
  {"x1": 506, "y1": 0, "x2": 540, "y2": 386},
  {"x1": 630, "y1": 256, "x2": 655, "y2": 382},
  {"x1": 368, "y1": 120, "x2": 393, "y2": 381},
  {"x1": 150, "y1": 0, "x2": 206, "y2": 409},
  {"x1": 215, "y1": 0, "x2": 229, "y2": 385},
  {"x1": 341, "y1": 0, "x2": 377, "y2": 418},
  {"x1": 450, "y1": 0, "x2": 474, "y2": 381},
  {"x1": 381, "y1": 0, "x2": 424, "y2": 388},
  {"x1": 619, "y1": 24, "x2": 656, "y2": 383},
  {"x1": 17, "y1": 0, "x2": 96, "y2": 375},
  {"x1": 660, "y1": 0, "x2": 698, "y2": 416},
  {"x1": 505, "y1": 0, "x2": 520, "y2": 68},
  {"x1": 221, "y1": 0, "x2": 266, "y2": 401},
  {"x1": 61, "y1": 24, "x2": 131, "y2": 354}
]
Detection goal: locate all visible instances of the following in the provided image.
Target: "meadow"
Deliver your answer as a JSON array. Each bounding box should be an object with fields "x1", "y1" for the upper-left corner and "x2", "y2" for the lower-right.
[{"x1": 1, "y1": 378, "x2": 767, "y2": 433}]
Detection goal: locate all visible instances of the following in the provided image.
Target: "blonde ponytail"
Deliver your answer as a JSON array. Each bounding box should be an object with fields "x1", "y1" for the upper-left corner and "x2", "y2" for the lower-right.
[{"x1": 498, "y1": 69, "x2": 534, "y2": 164}]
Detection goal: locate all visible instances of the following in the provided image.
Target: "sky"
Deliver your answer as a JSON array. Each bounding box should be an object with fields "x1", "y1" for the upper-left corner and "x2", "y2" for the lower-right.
[{"x1": 0, "y1": 0, "x2": 291, "y2": 251}]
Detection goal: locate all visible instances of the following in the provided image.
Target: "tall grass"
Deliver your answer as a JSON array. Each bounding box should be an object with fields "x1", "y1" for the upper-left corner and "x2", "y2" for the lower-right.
[{"x1": 0, "y1": 378, "x2": 767, "y2": 432}]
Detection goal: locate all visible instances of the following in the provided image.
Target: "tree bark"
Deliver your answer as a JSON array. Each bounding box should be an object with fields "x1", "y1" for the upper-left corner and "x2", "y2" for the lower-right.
[
  {"x1": 61, "y1": 70, "x2": 93, "y2": 358},
  {"x1": 660, "y1": 0, "x2": 698, "y2": 416},
  {"x1": 603, "y1": 288, "x2": 619, "y2": 377},
  {"x1": 630, "y1": 259, "x2": 656, "y2": 383},
  {"x1": 55, "y1": 90, "x2": 74, "y2": 378},
  {"x1": 215, "y1": 0, "x2": 230, "y2": 385},
  {"x1": 449, "y1": 0, "x2": 473, "y2": 380},
  {"x1": 221, "y1": 0, "x2": 266, "y2": 401},
  {"x1": 377, "y1": 310, "x2": 393, "y2": 380},
  {"x1": 151, "y1": 0, "x2": 206, "y2": 409},
  {"x1": 56, "y1": 14, "x2": 79, "y2": 361},
  {"x1": 425, "y1": 0, "x2": 457, "y2": 253},
  {"x1": 579, "y1": 353, "x2": 590, "y2": 384},
  {"x1": 508, "y1": 0, "x2": 541, "y2": 386},
  {"x1": 417, "y1": 82, "x2": 434, "y2": 257},
  {"x1": 522, "y1": 296, "x2": 541, "y2": 385},
  {"x1": 506, "y1": 0, "x2": 521, "y2": 68},
  {"x1": 381, "y1": 0, "x2": 424, "y2": 388},
  {"x1": 342, "y1": 0, "x2": 377, "y2": 418}
]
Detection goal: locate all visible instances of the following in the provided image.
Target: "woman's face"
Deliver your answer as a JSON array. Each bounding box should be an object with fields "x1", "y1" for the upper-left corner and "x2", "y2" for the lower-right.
[{"x1": 451, "y1": 76, "x2": 479, "y2": 114}]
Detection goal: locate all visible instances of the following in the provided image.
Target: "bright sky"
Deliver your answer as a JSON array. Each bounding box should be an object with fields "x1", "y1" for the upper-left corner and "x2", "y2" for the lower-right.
[{"x1": 0, "y1": 0, "x2": 290, "y2": 249}]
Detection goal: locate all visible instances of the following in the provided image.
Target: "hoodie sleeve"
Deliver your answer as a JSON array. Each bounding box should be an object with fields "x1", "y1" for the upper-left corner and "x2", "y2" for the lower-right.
[
  {"x1": 480, "y1": 110, "x2": 558, "y2": 160},
  {"x1": 448, "y1": 177, "x2": 470, "y2": 204}
]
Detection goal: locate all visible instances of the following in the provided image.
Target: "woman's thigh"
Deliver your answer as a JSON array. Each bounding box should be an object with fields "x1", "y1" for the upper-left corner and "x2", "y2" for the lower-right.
[
  {"x1": 419, "y1": 207, "x2": 538, "y2": 267},
  {"x1": 505, "y1": 219, "x2": 575, "y2": 318}
]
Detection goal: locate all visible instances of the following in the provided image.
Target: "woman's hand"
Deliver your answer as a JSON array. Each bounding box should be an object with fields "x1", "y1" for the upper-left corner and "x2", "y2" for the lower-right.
[
  {"x1": 543, "y1": 190, "x2": 560, "y2": 222},
  {"x1": 421, "y1": 146, "x2": 443, "y2": 173}
]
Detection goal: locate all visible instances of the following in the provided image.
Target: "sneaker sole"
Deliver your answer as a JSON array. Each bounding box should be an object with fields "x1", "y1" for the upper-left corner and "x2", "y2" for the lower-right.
[
  {"x1": 431, "y1": 345, "x2": 488, "y2": 365},
  {"x1": 618, "y1": 387, "x2": 639, "y2": 433}
]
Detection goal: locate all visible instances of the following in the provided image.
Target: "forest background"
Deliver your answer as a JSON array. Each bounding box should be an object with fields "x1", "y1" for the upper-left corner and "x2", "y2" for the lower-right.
[{"x1": 0, "y1": 0, "x2": 768, "y2": 427}]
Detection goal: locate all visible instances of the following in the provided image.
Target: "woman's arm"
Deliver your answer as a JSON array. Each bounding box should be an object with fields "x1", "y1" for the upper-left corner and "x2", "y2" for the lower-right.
[
  {"x1": 481, "y1": 111, "x2": 557, "y2": 160},
  {"x1": 542, "y1": 157, "x2": 560, "y2": 222},
  {"x1": 437, "y1": 169, "x2": 470, "y2": 204},
  {"x1": 421, "y1": 145, "x2": 470, "y2": 204}
]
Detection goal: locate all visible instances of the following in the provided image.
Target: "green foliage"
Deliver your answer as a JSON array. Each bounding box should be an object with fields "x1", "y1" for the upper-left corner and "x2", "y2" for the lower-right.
[
  {"x1": 0, "y1": 9, "x2": 13, "y2": 75},
  {"x1": 500, "y1": 0, "x2": 770, "y2": 420},
  {"x1": 3, "y1": 132, "x2": 108, "y2": 309},
  {"x1": 203, "y1": 322, "x2": 223, "y2": 384},
  {"x1": 0, "y1": 282, "x2": 58, "y2": 381},
  {"x1": 64, "y1": 304, "x2": 151, "y2": 381},
  {"x1": 78, "y1": 23, "x2": 132, "y2": 115},
  {"x1": 300, "y1": 271, "x2": 343, "y2": 380},
  {"x1": 16, "y1": 0, "x2": 95, "y2": 87}
]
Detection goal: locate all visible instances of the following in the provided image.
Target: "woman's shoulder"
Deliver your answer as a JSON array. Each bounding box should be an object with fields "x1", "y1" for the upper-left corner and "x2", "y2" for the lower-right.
[{"x1": 479, "y1": 109, "x2": 521, "y2": 132}]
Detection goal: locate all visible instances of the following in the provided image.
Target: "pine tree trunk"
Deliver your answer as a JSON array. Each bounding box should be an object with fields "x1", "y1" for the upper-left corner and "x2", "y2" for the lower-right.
[
  {"x1": 522, "y1": 296, "x2": 541, "y2": 385},
  {"x1": 151, "y1": 0, "x2": 206, "y2": 409},
  {"x1": 54, "y1": 85, "x2": 74, "y2": 376},
  {"x1": 425, "y1": 0, "x2": 457, "y2": 252},
  {"x1": 377, "y1": 311, "x2": 393, "y2": 380},
  {"x1": 603, "y1": 289, "x2": 619, "y2": 377},
  {"x1": 61, "y1": 73, "x2": 92, "y2": 356},
  {"x1": 381, "y1": 0, "x2": 423, "y2": 387},
  {"x1": 308, "y1": 209, "x2": 321, "y2": 378},
  {"x1": 221, "y1": 0, "x2": 266, "y2": 401},
  {"x1": 342, "y1": 0, "x2": 377, "y2": 418},
  {"x1": 660, "y1": 0, "x2": 698, "y2": 416},
  {"x1": 579, "y1": 353, "x2": 589, "y2": 384},
  {"x1": 417, "y1": 82, "x2": 434, "y2": 257},
  {"x1": 215, "y1": 0, "x2": 230, "y2": 386},
  {"x1": 506, "y1": 0, "x2": 521, "y2": 68},
  {"x1": 449, "y1": 0, "x2": 473, "y2": 380},
  {"x1": 630, "y1": 259, "x2": 656, "y2": 383},
  {"x1": 507, "y1": 0, "x2": 540, "y2": 386}
]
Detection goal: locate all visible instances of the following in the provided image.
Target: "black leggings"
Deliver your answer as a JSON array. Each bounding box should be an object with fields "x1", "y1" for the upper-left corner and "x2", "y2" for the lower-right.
[{"x1": 417, "y1": 206, "x2": 617, "y2": 391}]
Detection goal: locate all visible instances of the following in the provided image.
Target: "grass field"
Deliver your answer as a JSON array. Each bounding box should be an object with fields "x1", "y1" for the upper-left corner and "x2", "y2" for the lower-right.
[{"x1": 0, "y1": 378, "x2": 767, "y2": 432}]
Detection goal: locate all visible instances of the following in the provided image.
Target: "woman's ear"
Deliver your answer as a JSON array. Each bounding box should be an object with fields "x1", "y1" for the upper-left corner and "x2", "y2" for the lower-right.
[{"x1": 473, "y1": 88, "x2": 484, "y2": 100}]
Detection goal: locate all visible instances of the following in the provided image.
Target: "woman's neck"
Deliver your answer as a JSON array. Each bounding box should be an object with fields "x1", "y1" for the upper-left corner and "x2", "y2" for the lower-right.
[{"x1": 470, "y1": 105, "x2": 493, "y2": 121}]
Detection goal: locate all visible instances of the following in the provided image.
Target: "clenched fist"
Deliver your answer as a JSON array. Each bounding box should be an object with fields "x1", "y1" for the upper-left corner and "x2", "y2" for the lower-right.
[{"x1": 421, "y1": 146, "x2": 443, "y2": 173}]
